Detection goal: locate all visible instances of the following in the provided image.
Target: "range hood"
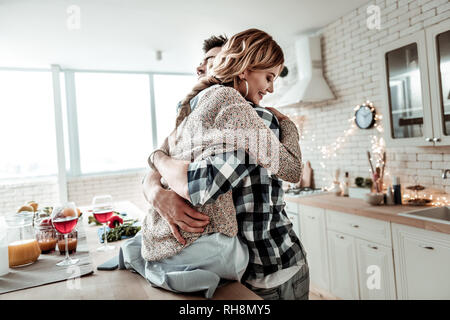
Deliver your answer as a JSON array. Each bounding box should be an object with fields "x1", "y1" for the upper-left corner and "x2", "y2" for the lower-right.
[{"x1": 278, "y1": 35, "x2": 335, "y2": 107}]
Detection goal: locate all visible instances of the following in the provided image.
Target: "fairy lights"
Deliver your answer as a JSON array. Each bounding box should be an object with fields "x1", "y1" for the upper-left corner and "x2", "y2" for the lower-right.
[
  {"x1": 293, "y1": 101, "x2": 449, "y2": 206},
  {"x1": 296, "y1": 100, "x2": 391, "y2": 190}
]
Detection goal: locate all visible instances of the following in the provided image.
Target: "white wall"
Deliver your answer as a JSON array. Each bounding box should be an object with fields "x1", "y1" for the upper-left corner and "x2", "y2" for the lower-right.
[
  {"x1": 0, "y1": 171, "x2": 150, "y2": 215},
  {"x1": 283, "y1": 0, "x2": 450, "y2": 194}
]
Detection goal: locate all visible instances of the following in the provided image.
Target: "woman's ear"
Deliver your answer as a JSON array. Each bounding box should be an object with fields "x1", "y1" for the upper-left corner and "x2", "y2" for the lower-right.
[{"x1": 238, "y1": 70, "x2": 249, "y2": 81}]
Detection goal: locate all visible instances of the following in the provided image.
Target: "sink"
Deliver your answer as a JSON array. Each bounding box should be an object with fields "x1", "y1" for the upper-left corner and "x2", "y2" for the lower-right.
[{"x1": 398, "y1": 206, "x2": 450, "y2": 225}]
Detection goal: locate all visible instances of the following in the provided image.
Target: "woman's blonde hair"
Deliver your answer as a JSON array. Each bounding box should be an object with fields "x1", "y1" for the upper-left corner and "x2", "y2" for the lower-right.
[{"x1": 175, "y1": 28, "x2": 284, "y2": 127}]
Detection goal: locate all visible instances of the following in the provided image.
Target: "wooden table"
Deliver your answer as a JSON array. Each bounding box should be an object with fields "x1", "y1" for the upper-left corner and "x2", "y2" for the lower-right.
[{"x1": 0, "y1": 201, "x2": 261, "y2": 300}]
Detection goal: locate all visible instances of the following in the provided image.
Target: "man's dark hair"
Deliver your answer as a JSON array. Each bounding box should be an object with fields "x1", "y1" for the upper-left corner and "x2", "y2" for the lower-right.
[{"x1": 202, "y1": 35, "x2": 228, "y2": 54}]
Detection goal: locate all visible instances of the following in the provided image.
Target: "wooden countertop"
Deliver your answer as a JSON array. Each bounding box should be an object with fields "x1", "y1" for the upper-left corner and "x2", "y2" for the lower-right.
[
  {"x1": 0, "y1": 201, "x2": 261, "y2": 300},
  {"x1": 285, "y1": 193, "x2": 450, "y2": 235}
]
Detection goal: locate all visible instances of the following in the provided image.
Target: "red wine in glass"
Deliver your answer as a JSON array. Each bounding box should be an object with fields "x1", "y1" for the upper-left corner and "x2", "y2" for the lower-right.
[
  {"x1": 53, "y1": 217, "x2": 78, "y2": 234},
  {"x1": 93, "y1": 210, "x2": 113, "y2": 224},
  {"x1": 92, "y1": 195, "x2": 115, "y2": 252},
  {"x1": 51, "y1": 202, "x2": 80, "y2": 267}
]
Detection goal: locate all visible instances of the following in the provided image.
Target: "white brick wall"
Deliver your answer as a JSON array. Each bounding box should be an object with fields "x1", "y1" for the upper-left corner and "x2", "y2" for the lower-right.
[
  {"x1": 0, "y1": 178, "x2": 60, "y2": 214},
  {"x1": 67, "y1": 170, "x2": 149, "y2": 211},
  {"x1": 0, "y1": 170, "x2": 150, "y2": 215},
  {"x1": 283, "y1": 0, "x2": 450, "y2": 194}
]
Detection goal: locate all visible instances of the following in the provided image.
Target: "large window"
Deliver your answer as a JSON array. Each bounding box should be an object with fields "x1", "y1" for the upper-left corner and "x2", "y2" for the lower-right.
[
  {"x1": 0, "y1": 69, "x2": 196, "y2": 182},
  {"x1": 153, "y1": 74, "x2": 197, "y2": 146},
  {"x1": 0, "y1": 70, "x2": 58, "y2": 179},
  {"x1": 74, "y1": 72, "x2": 152, "y2": 174}
]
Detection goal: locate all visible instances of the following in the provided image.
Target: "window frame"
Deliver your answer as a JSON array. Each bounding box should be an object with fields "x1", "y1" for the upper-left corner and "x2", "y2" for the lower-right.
[
  {"x1": 0, "y1": 65, "x2": 195, "y2": 197},
  {"x1": 65, "y1": 68, "x2": 194, "y2": 177}
]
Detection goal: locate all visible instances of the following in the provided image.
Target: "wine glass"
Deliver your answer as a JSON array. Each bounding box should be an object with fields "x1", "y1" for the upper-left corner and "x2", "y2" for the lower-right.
[
  {"x1": 51, "y1": 202, "x2": 79, "y2": 267},
  {"x1": 92, "y1": 195, "x2": 115, "y2": 251}
]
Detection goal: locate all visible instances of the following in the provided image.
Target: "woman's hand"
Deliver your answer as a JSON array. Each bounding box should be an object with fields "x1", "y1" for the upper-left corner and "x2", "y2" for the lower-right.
[
  {"x1": 153, "y1": 151, "x2": 191, "y2": 201},
  {"x1": 265, "y1": 107, "x2": 289, "y2": 121}
]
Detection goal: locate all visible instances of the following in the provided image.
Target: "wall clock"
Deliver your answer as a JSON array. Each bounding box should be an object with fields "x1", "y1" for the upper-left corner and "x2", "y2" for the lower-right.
[{"x1": 354, "y1": 102, "x2": 376, "y2": 129}]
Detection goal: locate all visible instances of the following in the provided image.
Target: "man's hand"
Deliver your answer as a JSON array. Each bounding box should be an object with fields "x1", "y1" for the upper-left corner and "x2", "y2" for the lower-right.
[{"x1": 151, "y1": 187, "x2": 210, "y2": 245}]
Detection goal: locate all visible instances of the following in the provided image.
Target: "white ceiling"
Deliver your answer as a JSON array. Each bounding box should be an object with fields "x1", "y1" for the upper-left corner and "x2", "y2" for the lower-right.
[{"x1": 0, "y1": 0, "x2": 369, "y2": 73}]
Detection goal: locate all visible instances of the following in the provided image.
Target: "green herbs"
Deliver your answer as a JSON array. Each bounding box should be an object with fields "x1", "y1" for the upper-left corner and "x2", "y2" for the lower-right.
[
  {"x1": 88, "y1": 215, "x2": 103, "y2": 226},
  {"x1": 101, "y1": 221, "x2": 141, "y2": 242},
  {"x1": 355, "y1": 177, "x2": 373, "y2": 188}
]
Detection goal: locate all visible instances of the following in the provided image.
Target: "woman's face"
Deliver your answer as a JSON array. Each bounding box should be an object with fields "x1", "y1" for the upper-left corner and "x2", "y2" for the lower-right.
[{"x1": 239, "y1": 65, "x2": 282, "y2": 105}]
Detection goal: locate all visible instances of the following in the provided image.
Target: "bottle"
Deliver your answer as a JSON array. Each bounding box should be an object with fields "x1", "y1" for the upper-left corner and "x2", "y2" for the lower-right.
[
  {"x1": 393, "y1": 176, "x2": 402, "y2": 205},
  {"x1": 0, "y1": 216, "x2": 9, "y2": 276},
  {"x1": 342, "y1": 172, "x2": 349, "y2": 197},
  {"x1": 386, "y1": 185, "x2": 395, "y2": 205}
]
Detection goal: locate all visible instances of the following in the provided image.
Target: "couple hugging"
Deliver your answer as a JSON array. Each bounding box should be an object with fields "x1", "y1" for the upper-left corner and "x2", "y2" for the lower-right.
[{"x1": 119, "y1": 28, "x2": 309, "y2": 300}]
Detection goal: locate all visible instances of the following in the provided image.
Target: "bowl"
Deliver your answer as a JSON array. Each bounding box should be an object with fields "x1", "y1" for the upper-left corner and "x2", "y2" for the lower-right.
[{"x1": 365, "y1": 193, "x2": 384, "y2": 206}]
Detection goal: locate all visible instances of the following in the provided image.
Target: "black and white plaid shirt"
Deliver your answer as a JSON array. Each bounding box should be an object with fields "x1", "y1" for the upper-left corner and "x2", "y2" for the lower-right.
[{"x1": 187, "y1": 105, "x2": 307, "y2": 285}]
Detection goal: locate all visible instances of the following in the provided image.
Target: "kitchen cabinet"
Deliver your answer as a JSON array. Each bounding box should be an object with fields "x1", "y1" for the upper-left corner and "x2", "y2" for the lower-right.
[
  {"x1": 285, "y1": 200, "x2": 300, "y2": 238},
  {"x1": 327, "y1": 230, "x2": 360, "y2": 300},
  {"x1": 392, "y1": 223, "x2": 450, "y2": 299},
  {"x1": 298, "y1": 205, "x2": 330, "y2": 292},
  {"x1": 326, "y1": 209, "x2": 395, "y2": 300},
  {"x1": 380, "y1": 19, "x2": 450, "y2": 147},
  {"x1": 356, "y1": 238, "x2": 396, "y2": 300},
  {"x1": 427, "y1": 19, "x2": 450, "y2": 146}
]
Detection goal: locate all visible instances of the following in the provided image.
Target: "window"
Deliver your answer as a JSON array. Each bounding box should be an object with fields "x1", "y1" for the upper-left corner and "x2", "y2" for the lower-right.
[
  {"x1": 153, "y1": 74, "x2": 197, "y2": 146},
  {"x1": 74, "y1": 72, "x2": 152, "y2": 173},
  {"x1": 0, "y1": 70, "x2": 58, "y2": 179}
]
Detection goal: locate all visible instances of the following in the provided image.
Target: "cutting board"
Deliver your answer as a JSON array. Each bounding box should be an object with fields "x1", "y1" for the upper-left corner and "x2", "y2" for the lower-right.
[{"x1": 300, "y1": 161, "x2": 313, "y2": 188}]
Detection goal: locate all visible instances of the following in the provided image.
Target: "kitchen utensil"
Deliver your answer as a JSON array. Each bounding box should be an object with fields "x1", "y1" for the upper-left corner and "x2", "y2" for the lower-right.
[
  {"x1": 0, "y1": 217, "x2": 9, "y2": 276},
  {"x1": 5, "y1": 212, "x2": 41, "y2": 267},
  {"x1": 300, "y1": 161, "x2": 313, "y2": 188},
  {"x1": 365, "y1": 193, "x2": 384, "y2": 205},
  {"x1": 367, "y1": 151, "x2": 375, "y2": 175}
]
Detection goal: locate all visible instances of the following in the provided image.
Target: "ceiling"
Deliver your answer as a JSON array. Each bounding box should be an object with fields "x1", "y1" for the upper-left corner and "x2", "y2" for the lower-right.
[{"x1": 0, "y1": 0, "x2": 369, "y2": 73}]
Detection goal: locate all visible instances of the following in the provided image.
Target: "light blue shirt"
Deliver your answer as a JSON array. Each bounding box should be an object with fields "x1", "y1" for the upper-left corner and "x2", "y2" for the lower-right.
[{"x1": 119, "y1": 232, "x2": 249, "y2": 298}]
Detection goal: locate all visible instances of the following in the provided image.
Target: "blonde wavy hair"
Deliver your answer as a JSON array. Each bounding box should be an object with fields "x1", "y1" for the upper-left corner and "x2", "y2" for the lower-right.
[{"x1": 175, "y1": 28, "x2": 284, "y2": 128}]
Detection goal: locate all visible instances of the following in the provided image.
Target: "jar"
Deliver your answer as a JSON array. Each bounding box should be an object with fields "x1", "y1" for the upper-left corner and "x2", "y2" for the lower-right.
[
  {"x1": 0, "y1": 216, "x2": 9, "y2": 276},
  {"x1": 57, "y1": 228, "x2": 78, "y2": 255},
  {"x1": 34, "y1": 217, "x2": 57, "y2": 254},
  {"x1": 5, "y1": 212, "x2": 41, "y2": 267}
]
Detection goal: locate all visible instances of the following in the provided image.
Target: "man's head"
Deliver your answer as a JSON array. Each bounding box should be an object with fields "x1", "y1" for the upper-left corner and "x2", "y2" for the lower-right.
[{"x1": 196, "y1": 34, "x2": 228, "y2": 79}]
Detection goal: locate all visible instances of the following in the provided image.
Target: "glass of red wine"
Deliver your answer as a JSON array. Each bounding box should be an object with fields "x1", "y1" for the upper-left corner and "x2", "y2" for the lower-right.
[
  {"x1": 51, "y1": 202, "x2": 79, "y2": 267},
  {"x1": 92, "y1": 195, "x2": 115, "y2": 252}
]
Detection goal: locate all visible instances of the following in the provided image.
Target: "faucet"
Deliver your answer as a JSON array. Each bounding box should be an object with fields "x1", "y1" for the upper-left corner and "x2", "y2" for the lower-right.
[{"x1": 443, "y1": 169, "x2": 450, "y2": 179}]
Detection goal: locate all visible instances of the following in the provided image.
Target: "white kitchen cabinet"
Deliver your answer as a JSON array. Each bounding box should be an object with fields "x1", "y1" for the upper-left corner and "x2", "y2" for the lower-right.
[
  {"x1": 326, "y1": 209, "x2": 395, "y2": 300},
  {"x1": 284, "y1": 200, "x2": 300, "y2": 238},
  {"x1": 299, "y1": 205, "x2": 330, "y2": 292},
  {"x1": 327, "y1": 230, "x2": 360, "y2": 300},
  {"x1": 327, "y1": 210, "x2": 392, "y2": 247},
  {"x1": 426, "y1": 18, "x2": 450, "y2": 146},
  {"x1": 356, "y1": 238, "x2": 397, "y2": 300},
  {"x1": 380, "y1": 31, "x2": 433, "y2": 147},
  {"x1": 286, "y1": 211, "x2": 300, "y2": 239},
  {"x1": 392, "y1": 223, "x2": 450, "y2": 299},
  {"x1": 380, "y1": 19, "x2": 450, "y2": 147}
]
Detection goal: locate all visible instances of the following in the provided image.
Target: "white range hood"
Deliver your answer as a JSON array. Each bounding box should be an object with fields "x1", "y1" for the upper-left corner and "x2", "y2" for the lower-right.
[{"x1": 278, "y1": 35, "x2": 335, "y2": 107}]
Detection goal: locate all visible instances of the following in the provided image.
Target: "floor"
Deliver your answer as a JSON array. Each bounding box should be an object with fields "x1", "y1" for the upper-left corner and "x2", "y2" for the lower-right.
[{"x1": 309, "y1": 291, "x2": 325, "y2": 300}]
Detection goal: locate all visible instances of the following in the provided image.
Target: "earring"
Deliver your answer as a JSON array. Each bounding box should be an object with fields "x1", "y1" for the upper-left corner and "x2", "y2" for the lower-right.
[{"x1": 243, "y1": 79, "x2": 249, "y2": 98}]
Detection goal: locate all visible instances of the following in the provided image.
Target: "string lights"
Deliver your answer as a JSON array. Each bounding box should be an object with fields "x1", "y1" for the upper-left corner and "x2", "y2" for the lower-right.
[{"x1": 294, "y1": 100, "x2": 449, "y2": 206}]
